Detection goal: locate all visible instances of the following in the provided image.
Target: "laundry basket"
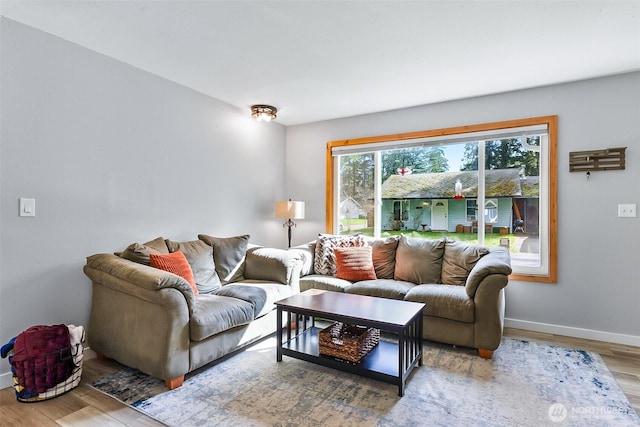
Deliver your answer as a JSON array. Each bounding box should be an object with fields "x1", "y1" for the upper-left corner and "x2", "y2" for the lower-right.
[{"x1": 1, "y1": 324, "x2": 85, "y2": 402}]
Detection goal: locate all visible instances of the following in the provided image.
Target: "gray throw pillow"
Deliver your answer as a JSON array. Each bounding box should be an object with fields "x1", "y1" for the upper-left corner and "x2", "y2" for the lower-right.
[
  {"x1": 441, "y1": 239, "x2": 489, "y2": 286},
  {"x1": 166, "y1": 239, "x2": 221, "y2": 294},
  {"x1": 394, "y1": 235, "x2": 445, "y2": 284},
  {"x1": 120, "y1": 236, "x2": 169, "y2": 265},
  {"x1": 198, "y1": 234, "x2": 250, "y2": 284}
]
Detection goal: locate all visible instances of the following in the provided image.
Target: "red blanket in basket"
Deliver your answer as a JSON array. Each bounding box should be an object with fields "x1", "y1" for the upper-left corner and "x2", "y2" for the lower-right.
[{"x1": 11, "y1": 324, "x2": 73, "y2": 393}]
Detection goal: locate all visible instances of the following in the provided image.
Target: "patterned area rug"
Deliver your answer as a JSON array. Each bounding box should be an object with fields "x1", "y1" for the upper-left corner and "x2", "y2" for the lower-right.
[{"x1": 90, "y1": 337, "x2": 639, "y2": 426}]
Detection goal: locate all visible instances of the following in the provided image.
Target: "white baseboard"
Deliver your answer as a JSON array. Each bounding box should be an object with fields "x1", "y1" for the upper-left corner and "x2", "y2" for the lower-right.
[
  {"x1": 1, "y1": 371, "x2": 13, "y2": 390},
  {"x1": 505, "y1": 318, "x2": 640, "y2": 347}
]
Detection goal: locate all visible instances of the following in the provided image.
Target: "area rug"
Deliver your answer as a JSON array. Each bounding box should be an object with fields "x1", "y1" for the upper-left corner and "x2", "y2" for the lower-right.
[{"x1": 90, "y1": 337, "x2": 639, "y2": 426}]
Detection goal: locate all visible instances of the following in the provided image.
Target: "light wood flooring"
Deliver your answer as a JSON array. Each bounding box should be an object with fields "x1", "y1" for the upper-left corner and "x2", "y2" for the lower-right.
[{"x1": 1, "y1": 328, "x2": 638, "y2": 426}]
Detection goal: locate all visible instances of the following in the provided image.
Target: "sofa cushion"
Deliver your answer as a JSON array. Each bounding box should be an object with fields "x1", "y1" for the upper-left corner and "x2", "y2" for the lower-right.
[
  {"x1": 405, "y1": 284, "x2": 474, "y2": 323},
  {"x1": 394, "y1": 236, "x2": 445, "y2": 284},
  {"x1": 149, "y1": 251, "x2": 198, "y2": 295},
  {"x1": 244, "y1": 247, "x2": 298, "y2": 285},
  {"x1": 190, "y1": 295, "x2": 255, "y2": 341},
  {"x1": 225, "y1": 281, "x2": 294, "y2": 318},
  {"x1": 345, "y1": 279, "x2": 415, "y2": 300},
  {"x1": 368, "y1": 236, "x2": 399, "y2": 279},
  {"x1": 166, "y1": 239, "x2": 222, "y2": 294},
  {"x1": 441, "y1": 239, "x2": 489, "y2": 286},
  {"x1": 215, "y1": 284, "x2": 267, "y2": 319},
  {"x1": 300, "y1": 274, "x2": 352, "y2": 293},
  {"x1": 198, "y1": 234, "x2": 250, "y2": 284},
  {"x1": 334, "y1": 246, "x2": 377, "y2": 281},
  {"x1": 119, "y1": 236, "x2": 169, "y2": 265},
  {"x1": 314, "y1": 234, "x2": 366, "y2": 276}
]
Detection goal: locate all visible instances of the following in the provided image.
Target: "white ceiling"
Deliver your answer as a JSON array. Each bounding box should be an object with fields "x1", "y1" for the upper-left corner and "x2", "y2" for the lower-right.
[{"x1": 2, "y1": 1, "x2": 639, "y2": 125}]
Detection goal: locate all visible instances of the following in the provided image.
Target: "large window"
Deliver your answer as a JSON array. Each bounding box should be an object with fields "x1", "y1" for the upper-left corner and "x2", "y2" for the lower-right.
[{"x1": 327, "y1": 116, "x2": 557, "y2": 283}]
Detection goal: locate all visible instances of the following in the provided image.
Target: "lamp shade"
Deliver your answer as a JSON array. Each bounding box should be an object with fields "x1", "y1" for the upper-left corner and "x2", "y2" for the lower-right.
[{"x1": 275, "y1": 200, "x2": 305, "y2": 219}]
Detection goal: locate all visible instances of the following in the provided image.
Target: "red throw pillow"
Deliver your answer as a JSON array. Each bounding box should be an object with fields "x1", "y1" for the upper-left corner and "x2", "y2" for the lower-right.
[
  {"x1": 150, "y1": 251, "x2": 199, "y2": 295},
  {"x1": 334, "y1": 246, "x2": 377, "y2": 281}
]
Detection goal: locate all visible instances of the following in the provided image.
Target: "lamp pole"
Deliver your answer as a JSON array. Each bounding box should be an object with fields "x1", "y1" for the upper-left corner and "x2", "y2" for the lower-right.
[{"x1": 283, "y1": 218, "x2": 296, "y2": 248}]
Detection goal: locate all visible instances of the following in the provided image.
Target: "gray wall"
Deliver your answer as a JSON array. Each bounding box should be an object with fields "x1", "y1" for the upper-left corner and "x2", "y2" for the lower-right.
[
  {"x1": 0, "y1": 18, "x2": 287, "y2": 380},
  {"x1": 2, "y1": 17, "x2": 639, "y2": 386},
  {"x1": 286, "y1": 72, "x2": 640, "y2": 343}
]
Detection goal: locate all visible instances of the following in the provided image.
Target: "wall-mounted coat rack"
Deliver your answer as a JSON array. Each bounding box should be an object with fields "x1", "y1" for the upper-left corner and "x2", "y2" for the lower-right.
[{"x1": 569, "y1": 147, "x2": 626, "y2": 172}]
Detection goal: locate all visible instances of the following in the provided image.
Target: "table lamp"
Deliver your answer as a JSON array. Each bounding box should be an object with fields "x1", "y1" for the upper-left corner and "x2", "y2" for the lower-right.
[{"x1": 275, "y1": 199, "x2": 305, "y2": 248}]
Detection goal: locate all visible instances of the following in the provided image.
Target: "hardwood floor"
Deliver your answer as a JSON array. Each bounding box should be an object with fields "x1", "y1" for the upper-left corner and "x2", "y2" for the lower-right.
[{"x1": 1, "y1": 328, "x2": 638, "y2": 426}]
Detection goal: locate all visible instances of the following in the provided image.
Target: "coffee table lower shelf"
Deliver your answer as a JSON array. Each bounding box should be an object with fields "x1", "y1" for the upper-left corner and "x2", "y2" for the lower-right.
[{"x1": 280, "y1": 326, "x2": 417, "y2": 396}]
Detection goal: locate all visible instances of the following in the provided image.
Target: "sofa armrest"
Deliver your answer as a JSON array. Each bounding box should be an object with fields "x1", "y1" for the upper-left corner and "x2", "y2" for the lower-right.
[
  {"x1": 83, "y1": 253, "x2": 192, "y2": 381},
  {"x1": 465, "y1": 247, "x2": 512, "y2": 298},
  {"x1": 243, "y1": 247, "x2": 303, "y2": 292},
  {"x1": 84, "y1": 253, "x2": 196, "y2": 310},
  {"x1": 289, "y1": 241, "x2": 316, "y2": 276}
]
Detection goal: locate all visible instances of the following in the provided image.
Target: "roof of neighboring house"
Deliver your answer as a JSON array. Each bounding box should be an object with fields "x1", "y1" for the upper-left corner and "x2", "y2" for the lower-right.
[
  {"x1": 381, "y1": 169, "x2": 534, "y2": 199},
  {"x1": 339, "y1": 196, "x2": 365, "y2": 212},
  {"x1": 520, "y1": 176, "x2": 540, "y2": 198}
]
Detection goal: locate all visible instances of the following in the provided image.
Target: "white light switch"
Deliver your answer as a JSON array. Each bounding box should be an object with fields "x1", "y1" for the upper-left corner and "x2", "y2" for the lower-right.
[
  {"x1": 617, "y1": 203, "x2": 636, "y2": 218},
  {"x1": 19, "y1": 198, "x2": 35, "y2": 217}
]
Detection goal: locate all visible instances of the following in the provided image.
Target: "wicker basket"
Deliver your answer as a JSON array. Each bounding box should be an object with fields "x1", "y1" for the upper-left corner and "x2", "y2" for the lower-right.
[{"x1": 319, "y1": 322, "x2": 380, "y2": 363}]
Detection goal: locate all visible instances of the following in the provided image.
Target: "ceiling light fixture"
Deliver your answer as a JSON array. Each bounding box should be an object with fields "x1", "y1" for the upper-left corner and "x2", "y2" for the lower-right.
[{"x1": 251, "y1": 104, "x2": 277, "y2": 122}]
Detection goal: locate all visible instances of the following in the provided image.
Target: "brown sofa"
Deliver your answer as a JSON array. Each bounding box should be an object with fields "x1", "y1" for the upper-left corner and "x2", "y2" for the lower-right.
[
  {"x1": 83, "y1": 235, "x2": 302, "y2": 389},
  {"x1": 291, "y1": 234, "x2": 512, "y2": 358}
]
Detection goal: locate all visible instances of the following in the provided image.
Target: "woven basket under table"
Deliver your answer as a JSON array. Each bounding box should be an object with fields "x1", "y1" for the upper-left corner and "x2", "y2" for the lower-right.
[{"x1": 319, "y1": 322, "x2": 380, "y2": 363}]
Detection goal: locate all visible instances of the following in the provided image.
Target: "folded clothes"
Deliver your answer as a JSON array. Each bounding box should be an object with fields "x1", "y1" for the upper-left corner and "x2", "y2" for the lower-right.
[
  {"x1": 67, "y1": 325, "x2": 85, "y2": 366},
  {"x1": 11, "y1": 324, "x2": 73, "y2": 393}
]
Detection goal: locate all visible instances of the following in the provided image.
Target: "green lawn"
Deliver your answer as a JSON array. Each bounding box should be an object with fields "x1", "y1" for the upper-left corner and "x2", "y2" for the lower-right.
[{"x1": 340, "y1": 218, "x2": 367, "y2": 226}]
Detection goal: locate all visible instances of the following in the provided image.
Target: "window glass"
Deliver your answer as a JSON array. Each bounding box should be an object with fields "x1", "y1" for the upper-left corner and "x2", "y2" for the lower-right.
[
  {"x1": 337, "y1": 153, "x2": 374, "y2": 236},
  {"x1": 329, "y1": 116, "x2": 557, "y2": 282}
]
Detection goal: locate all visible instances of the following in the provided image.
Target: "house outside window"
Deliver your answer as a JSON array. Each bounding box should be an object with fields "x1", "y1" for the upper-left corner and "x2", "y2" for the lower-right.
[
  {"x1": 393, "y1": 200, "x2": 410, "y2": 221},
  {"x1": 328, "y1": 116, "x2": 557, "y2": 283},
  {"x1": 484, "y1": 199, "x2": 498, "y2": 223},
  {"x1": 466, "y1": 200, "x2": 477, "y2": 222}
]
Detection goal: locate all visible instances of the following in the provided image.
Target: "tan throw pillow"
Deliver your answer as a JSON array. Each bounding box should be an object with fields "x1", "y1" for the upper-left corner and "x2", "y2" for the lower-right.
[
  {"x1": 441, "y1": 239, "x2": 490, "y2": 285},
  {"x1": 369, "y1": 236, "x2": 399, "y2": 279},
  {"x1": 150, "y1": 251, "x2": 198, "y2": 295},
  {"x1": 198, "y1": 234, "x2": 250, "y2": 284},
  {"x1": 334, "y1": 246, "x2": 377, "y2": 281},
  {"x1": 120, "y1": 236, "x2": 169, "y2": 265},
  {"x1": 314, "y1": 234, "x2": 366, "y2": 276},
  {"x1": 166, "y1": 239, "x2": 222, "y2": 294},
  {"x1": 394, "y1": 235, "x2": 445, "y2": 284}
]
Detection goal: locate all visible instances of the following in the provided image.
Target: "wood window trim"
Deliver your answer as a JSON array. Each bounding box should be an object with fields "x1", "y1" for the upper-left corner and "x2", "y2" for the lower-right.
[{"x1": 326, "y1": 115, "x2": 558, "y2": 284}]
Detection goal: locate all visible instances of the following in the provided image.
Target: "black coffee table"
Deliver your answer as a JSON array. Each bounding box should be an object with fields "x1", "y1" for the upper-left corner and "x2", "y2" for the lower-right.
[{"x1": 275, "y1": 289, "x2": 424, "y2": 396}]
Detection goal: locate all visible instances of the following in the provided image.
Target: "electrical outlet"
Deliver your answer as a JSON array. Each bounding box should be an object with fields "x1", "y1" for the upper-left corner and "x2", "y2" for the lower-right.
[{"x1": 617, "y1": 203, "x2": 636, "y2": 218}]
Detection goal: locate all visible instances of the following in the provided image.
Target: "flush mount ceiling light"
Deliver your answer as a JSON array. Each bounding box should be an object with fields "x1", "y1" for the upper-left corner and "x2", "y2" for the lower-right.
[{"x1": 251, "y1": 104, "x2": 277, "y2": 122}]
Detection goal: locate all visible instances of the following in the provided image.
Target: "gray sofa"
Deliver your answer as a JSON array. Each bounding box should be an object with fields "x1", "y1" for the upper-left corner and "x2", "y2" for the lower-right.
[
  {"x1": 291, "y1": 234, "x2": 512, "y2": 358},
  {"x1": 83, "y1": 235, "x2": 302, "y2": 389}
]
